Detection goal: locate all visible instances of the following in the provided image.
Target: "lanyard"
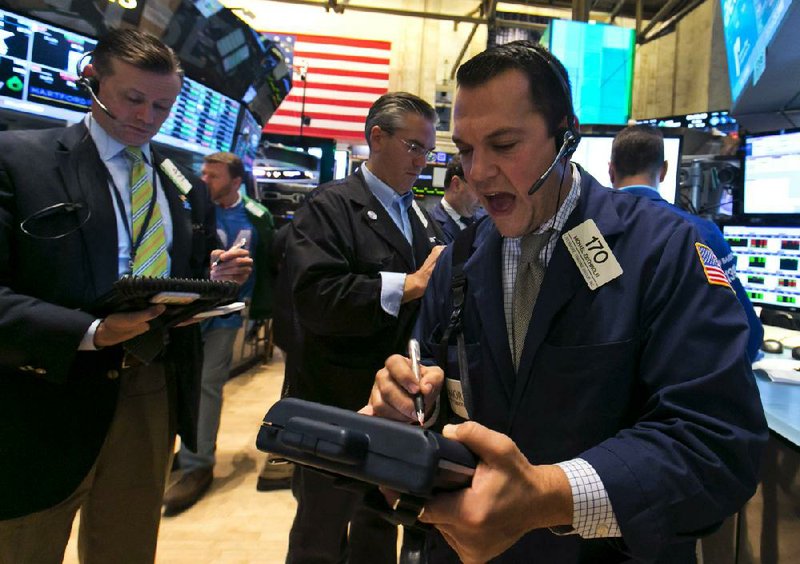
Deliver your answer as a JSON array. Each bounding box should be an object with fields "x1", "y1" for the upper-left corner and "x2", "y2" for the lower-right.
[{"x1": 108, "y1": 154, "x2": 160, "y2": 272}]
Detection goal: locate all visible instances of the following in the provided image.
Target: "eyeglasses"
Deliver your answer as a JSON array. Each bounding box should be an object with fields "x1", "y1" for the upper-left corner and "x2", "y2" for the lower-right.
[{"x1": 399, "y1": 138, "x2": 435, "y2": 161}]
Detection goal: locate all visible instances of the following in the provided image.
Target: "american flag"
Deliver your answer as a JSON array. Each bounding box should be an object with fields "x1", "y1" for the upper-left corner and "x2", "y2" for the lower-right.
[
  {"x1": 260, "y1": 32, "x2": 391, "y2": 142},
  {"x1": 695, "y1": 243, "x2": 732, "y2": 289}
]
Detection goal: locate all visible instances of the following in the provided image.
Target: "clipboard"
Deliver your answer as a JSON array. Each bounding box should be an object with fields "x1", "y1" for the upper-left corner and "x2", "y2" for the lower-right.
[{"x1": 86, "y1": 276, "x2": 240, "y2": 363}]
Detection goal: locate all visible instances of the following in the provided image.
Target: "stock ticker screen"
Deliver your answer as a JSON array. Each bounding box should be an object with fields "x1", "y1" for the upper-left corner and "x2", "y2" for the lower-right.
[
  {"x1": 724, "y1": 224, "x2": 800, "y2": 310},
  {"x1": 153, "y1": 75, "x2": 240, "y2": 155},
  {"x1": 0, "y1": 8, "x2": 95, "y2": 122}
]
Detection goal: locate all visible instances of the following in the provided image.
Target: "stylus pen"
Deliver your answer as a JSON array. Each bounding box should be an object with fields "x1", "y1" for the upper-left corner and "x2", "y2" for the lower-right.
[
  {"x1": 408, "y1": 338, "x2": 425, "y2": 426},
  {"x1": 211, "y1": 236, "x2": 247, "y2": 268}
]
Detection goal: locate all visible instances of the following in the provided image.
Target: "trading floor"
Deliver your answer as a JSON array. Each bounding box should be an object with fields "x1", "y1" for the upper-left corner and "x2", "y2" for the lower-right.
[{"x1": 63, "y1": 353, "x2": 293, "y2": 564}]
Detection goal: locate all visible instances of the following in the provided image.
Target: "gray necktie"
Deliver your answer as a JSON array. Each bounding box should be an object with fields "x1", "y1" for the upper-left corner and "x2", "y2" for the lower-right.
[{"x1": 512, "y1": 231, "x2": 551, "y2": 371}]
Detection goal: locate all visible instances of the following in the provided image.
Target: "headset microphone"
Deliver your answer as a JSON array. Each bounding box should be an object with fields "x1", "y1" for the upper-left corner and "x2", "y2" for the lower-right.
[
  {"x1": 78, "y1": 76, "x2": 118, "y2": 121},
  {"x1": 76, "y1": 51, "x2": 117, "y2": 121},
  {"x1": 527, "y1": 129, "x2": 578, "y2": 196}
]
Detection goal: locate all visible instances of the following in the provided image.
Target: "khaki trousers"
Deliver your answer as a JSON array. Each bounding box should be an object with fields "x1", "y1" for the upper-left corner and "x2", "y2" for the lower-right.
[{"x1": 0, "y1": 363, "x2": 173, "y2": 564}]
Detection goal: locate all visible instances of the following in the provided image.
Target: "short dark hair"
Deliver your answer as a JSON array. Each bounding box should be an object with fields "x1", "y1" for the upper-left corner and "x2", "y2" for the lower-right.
[
  {"x1": 364, "y1": 92, "x2": 437, "y2": 147},
  {"x1": 204, "y1": 151, "x2": 245, "y2": 180},
  {"x1": 93, "y1": 28, "x2": 183, "y2": 79},
  {"x1": 611, "y1": 125, "x2": 665, "y2": 179},
  {"x1": 444, "y1": 153, "x2": 464, "y2": 189},
  {"x1": 456, "y1": 40, "x2": 573, "y2": 137}
]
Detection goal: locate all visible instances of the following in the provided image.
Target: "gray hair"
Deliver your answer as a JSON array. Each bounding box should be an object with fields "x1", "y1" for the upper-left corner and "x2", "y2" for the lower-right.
[{"x1": 364, "y1": 92, "x2": 437, "y2": 147}]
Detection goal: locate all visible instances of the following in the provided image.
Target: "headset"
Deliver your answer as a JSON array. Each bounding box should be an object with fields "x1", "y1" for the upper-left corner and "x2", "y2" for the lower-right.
[
  {"x1": 76, "y1": 51, "x2": 117, "y2": 120},
  {"x1": 525, "y1": 45, "x2": 581, "y2": 196}
]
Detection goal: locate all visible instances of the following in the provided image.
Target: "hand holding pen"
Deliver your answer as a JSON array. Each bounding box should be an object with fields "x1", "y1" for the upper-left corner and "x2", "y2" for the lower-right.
[
  {"x1": 210, "y1": 237, "x2": 253, "y2": 284},
  {"x1": 408, "y1": 338, "x2": 426, "y2": 426}
]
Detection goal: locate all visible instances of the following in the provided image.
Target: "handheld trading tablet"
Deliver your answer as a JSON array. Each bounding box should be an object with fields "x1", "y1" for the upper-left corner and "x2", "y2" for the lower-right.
[{"x1": 256, "y1": 398, "x2": 477, "y2": 499}]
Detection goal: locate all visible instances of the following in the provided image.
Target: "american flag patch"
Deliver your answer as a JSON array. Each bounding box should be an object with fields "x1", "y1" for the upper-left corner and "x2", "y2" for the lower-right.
[{"x1": 695, "y1": 243, "x2": 732, "y2": 289}]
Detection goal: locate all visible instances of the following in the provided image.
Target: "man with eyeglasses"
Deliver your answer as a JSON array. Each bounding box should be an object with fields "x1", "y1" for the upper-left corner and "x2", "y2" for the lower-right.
[{"x1": 281, "y1": 92, "x2": 445, "y2": 563}]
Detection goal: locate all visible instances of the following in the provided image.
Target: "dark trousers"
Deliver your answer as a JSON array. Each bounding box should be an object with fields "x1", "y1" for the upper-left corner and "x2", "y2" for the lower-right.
[{"x1": 287, "y1": 465, "x2": 397, "y2": 564}]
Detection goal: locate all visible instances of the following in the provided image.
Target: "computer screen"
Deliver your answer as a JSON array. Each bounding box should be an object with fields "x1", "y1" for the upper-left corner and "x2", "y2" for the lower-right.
[
  {"x1": 570, "y1": 133, "x2": 683, "y2": 204},
  {"x1": 0, "y1": 8, "x2": 95, "y2": 123},
  {"x1": 723, "y1": 224, "x2": 800, "y2": 310},
  {"x1": 742, "y1": 129, "x2": 800, "y2": 214},
  {"x1": 232, "y1": 107, "x2": 263, "y2": 167},
  {"x1": 545, "y1": 20, "x2": 635, "y2": 125},
  {"x1": 153, "y1": 75, "x2": 240, "y2": 155},
  {"x1": 721, "y1": 0, "x2": 794, "y2": 102}
]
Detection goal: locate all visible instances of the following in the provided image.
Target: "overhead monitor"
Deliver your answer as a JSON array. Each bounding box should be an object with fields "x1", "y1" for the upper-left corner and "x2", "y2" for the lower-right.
[
  {"x1": 723, "y1": 224, "x2": 800, "y2": 311},
  {"x1": 545, "y1": 20, "x2": 635, "y2": 125},
  {"x1": 721, "y1": 0, "x2": 794, "y2": 102},
  {"x1": 570, "y1": 133, "x2": 683, "y2": 204},
  {"x1": 636, "y1": 110, "x2": 738, "y2": 134},
  {"x1": 153, "y1": 75, "x2": 240, "y2": 155},
  {"x1": 0, "y1": 8, "x2": 95, "y2": 123},
  {"x1": 742, "y1": 128, "x2": 800, "y2": 215}
]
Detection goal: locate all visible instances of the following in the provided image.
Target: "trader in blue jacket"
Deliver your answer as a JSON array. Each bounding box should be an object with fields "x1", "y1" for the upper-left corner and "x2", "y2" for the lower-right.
[
  {"x1": 365, "y1": 41, "x2": 767, "y2": 563},
  {"x1": 609, "y1": 124, "x2": 764, "y2": 362}
]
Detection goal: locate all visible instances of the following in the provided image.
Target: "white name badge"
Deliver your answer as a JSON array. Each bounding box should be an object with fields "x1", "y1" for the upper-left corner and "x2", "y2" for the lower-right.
[
  {"x1": 245, "y1": 199, "x2": 265, "y2": 218},
  {"x1": 562, "y1": 219, "x2": 623, "y2": 290},
  {"x1": 159, "y1": 159, "x2": 193, "y2": 195},
  {"x1": 445, "y1": 378, "x2": 469, "y2": 419}
]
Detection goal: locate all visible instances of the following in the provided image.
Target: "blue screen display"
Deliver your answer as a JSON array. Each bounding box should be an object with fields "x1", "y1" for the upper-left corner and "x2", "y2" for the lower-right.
[
  {"x1": 0, "y1": 8, "x2": 95, "y2": 123},
  {"x1": 154, "y1": 76, "x2": 240, "y2": 155},
  {"x1": 547, "y1": 20, "x2": 635, "y2": 126},
  {"x1": 721, "y1": 0, "x2": 794, "y2": 101}
]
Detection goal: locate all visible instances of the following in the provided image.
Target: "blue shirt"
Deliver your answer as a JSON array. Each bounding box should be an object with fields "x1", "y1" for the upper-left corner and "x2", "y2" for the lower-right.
[
  {"x1": 361, "y1": 164, "x2": 412, "y2": 317},
  {"x1": 206, "y1": 194, "x2": 256, "y2": 330}
]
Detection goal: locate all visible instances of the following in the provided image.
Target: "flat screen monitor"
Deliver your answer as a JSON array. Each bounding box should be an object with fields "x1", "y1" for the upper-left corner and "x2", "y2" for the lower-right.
[
  {"x1": 742, "y1": 129, "x2": 800, "y2": 215},
  {"x1": 154, "y1": 75, "x2": 239, "y2": 155},
  {"x1": 570, "y1": 133, "x2": 683, "y2": 204},
  {"x1": 723, "y1": 224, "x2": 800, "y2": 311},
  {"x1": 721, "y1": 0, "x2": 794, "y2": 102},
  {"x1": 0, "y1": 8, "x2": 95, "y2": 123},
  {"x1": 636, "y1": 110, "x2": 738, "y2": 134},
  {"x1": 545, "y1": 20, "x2": 635, "y2": 125},
  {"x1": 232, "y1": 106, "x2": 262, "y2": 167}
]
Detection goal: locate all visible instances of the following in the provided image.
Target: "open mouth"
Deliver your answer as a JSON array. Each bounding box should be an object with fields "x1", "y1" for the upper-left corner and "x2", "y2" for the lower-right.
[{"x1": 484, "y1": 192, "x2": 515, "y2": 214}]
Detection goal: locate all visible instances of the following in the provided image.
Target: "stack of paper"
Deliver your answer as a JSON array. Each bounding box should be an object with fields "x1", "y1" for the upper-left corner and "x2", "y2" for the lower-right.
[{"x1": 753, "y1": 358, "x2": 800, "y2": 384}]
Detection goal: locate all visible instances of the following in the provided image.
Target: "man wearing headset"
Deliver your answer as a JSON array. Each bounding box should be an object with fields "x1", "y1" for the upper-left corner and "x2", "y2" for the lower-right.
[
  {"x1": 0, "y1": 29, "x2": 250, "y2": 562},
  {"x1": 365, "y1": 41, "x2": 767, "y2": 563}
]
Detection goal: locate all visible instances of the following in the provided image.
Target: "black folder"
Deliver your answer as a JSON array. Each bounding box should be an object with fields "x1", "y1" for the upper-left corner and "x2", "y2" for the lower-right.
[
  {"x1": 256, "y1": 398, "x2": 477, "y2": 498},
  {"x1": 87, "y1": 276, "x2": 240, "y2": 363}
]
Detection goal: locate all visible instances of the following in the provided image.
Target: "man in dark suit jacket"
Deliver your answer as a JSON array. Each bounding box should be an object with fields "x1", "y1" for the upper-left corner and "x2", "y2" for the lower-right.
[
  {"x1": 0, "y1": 30, "x2": 250, "y2": 563},
  {"x1": 431, "y1": 153, "x2": 481, "y2": 243},
  {"x1": 284, "y1": 92, "x2": 445, "y2": 564}
]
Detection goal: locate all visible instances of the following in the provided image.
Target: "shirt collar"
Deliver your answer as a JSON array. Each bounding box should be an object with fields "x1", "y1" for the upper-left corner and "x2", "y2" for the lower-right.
[
  {"x1": 85, "y1": 113, "x2": 152, "y2": 165},
  {"x1": 508, "y1": 162, "x2": 582, "y2": 244},
  {"x1": 362, "y1": 163, "x2": 412, "y2": 210},
  {"x1": 441, "y1": 197, "x2": 462, "y2": 223}
]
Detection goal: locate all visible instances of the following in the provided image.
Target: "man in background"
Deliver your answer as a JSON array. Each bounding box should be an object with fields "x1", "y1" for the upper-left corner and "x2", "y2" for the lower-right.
[
  {"x1": 163, "y1": 152, "x2": 275, "y2": 515},
  {"x1": 284, "y1": 92, "x2": 445, "y2": 563},
  {"x1": 609, "y1": 124, "x2": 763, "y2": 361},
  {"x1": 0, "y1": 30, "x2": 250, "y2": 562},
  {"x1": 431, "y1": 153, "x2": 482, "y2": 243}
]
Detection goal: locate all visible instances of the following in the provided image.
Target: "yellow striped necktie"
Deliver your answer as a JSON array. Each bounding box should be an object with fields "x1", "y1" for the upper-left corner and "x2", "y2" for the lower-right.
[{"x1": 126, "y1": 147, "x2": 169, "y2": 278}]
